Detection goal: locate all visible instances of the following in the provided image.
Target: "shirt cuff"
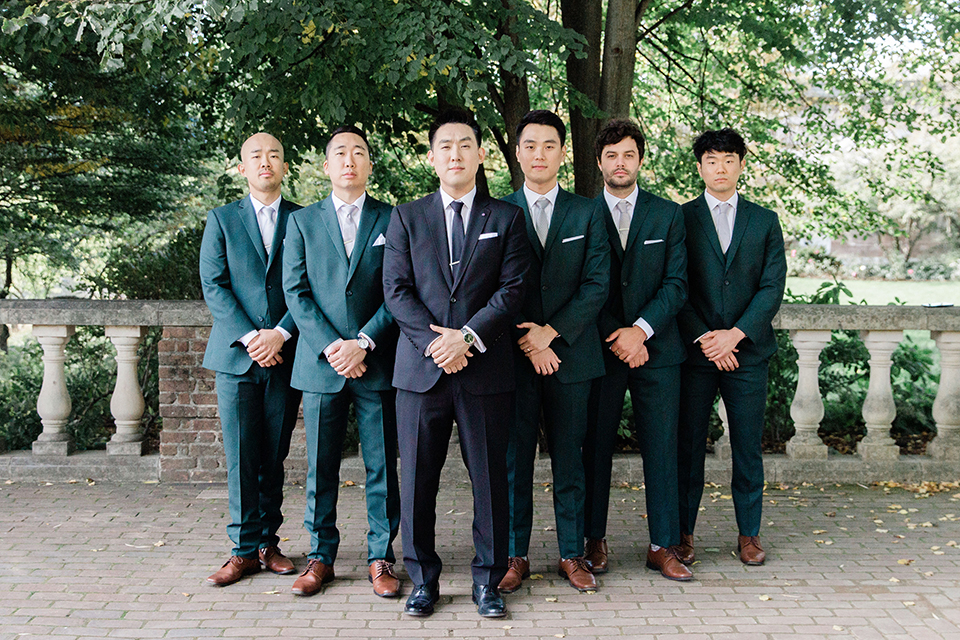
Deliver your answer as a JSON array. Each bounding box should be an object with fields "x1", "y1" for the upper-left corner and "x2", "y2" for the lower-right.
[
  {"x1": 359, "y1": 331, "x2": 376, "y2": 351},
  {"x1": 463, "y1": 326, "x2": 486, "y2": 353},
  {"x1": 323, "y1": 338, "x2": 344, "y2": 357},
  {"x1": 694, "y1": 331, "x2": 710, "y2": 345},
  {"x1": 633, "y1": 318, "x2": 654, "y2": 340},
  {"x1": 275, "y1": 326, "x2": 292, "y2": 342},
  {"x1": 239, "y1": 330, "x2": 259, "y2": 347},
  {"x1": 425, "y1": 336, "x2": 440, "y2": 357}
]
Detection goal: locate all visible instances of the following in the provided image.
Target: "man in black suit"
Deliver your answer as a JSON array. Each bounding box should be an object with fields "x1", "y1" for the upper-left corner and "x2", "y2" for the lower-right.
[
  {"x1": 582, "y1": 119, "x2": 692, "y2": 581},
  {"x1": 283, "y1": 126, "x2": 400, "y2": 598},
  {"x1": 383, "y1": 109, "x2": 530, "y2": 618},
  {"x1": 676, "y1": 128, "x2": 786, "y2": 567},
  {"x1": 500, "y1": 110, "x2": 609, "y2": 593}
]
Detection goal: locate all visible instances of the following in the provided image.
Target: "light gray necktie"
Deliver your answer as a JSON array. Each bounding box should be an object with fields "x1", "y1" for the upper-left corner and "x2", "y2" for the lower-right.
[
  {"x1": 260, "y1": 206, "x2": 277, "y2": 255},
  {"x1": 533, "y1": 196, "x2": 550, "y2": 248},
  {"x1": 615, "y1": 199, "x2": 631, "y2": 250},
  {"x1": 341, "y1": 204, "x2": 359, "y2": 257},
  {"x1": 714, "y1": 202, "x2": 732, "y2": 253}
]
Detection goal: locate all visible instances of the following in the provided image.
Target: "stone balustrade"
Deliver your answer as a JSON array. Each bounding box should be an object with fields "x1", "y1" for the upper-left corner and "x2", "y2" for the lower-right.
[{"x1": 1, "y1": 299, "x2": 959, "y2": 483}]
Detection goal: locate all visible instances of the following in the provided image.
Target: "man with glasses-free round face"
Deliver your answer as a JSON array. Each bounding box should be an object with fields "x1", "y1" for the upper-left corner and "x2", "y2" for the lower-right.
[
  {"x1": 282, "y1": 125, "x2": 401, "y2": 599},
  {"x1": 383, "y1": 109, "x2": 531, "y2": 619}
]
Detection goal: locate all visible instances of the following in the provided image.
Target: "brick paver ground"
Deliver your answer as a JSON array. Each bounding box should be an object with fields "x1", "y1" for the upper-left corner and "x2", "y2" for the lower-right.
[{"x1": 1, "y1": 477, "x2": 959, "y2": 639}]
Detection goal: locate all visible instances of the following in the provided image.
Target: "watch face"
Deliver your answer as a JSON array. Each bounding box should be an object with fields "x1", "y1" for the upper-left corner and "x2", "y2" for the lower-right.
[
  {"x1": 462, "y1": 330, "x2": 475, "y2": 345},
  {"x1": 357, "y1": 337, "x2": 370, "y2": 350}
]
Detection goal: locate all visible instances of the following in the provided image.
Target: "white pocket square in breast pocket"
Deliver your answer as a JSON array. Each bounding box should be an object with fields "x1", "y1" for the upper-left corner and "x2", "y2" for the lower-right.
[
  {"x1": 478, "y1": 232, "x2": 499, "y2": 240},
  {"x1": 644, "y1": 238, "x2": 664, "y2": 245},
  {"x1": 562, "y1": 234, "x2": 585, "y2": 243},
  {"x1": 372, "y1": 233, "x2": 386, "y2": 247}
]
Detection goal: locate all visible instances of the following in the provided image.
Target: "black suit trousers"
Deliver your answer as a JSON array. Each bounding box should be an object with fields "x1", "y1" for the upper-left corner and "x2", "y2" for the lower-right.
[{"x1": 396, "y1": 376, "x2": 511, "y2": 587}]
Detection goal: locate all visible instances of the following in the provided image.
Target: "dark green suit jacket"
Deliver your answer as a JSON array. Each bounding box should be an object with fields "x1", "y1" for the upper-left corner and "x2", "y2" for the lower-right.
[
  {"x1": 503, "y1": 188, "x2": 609, "y2": 384},
  {"x1": 596, "y1": 188, "x2": 687, "y2": 369},
  {"x1": 677, "y1": 193, "x2": 787, "y2": 367},
  {"x1": 200, "y1": 195, "x2": 300, "y2": 375},
  {"x1": 282, "y1": 194, "x2": 398, "y2": 393}
]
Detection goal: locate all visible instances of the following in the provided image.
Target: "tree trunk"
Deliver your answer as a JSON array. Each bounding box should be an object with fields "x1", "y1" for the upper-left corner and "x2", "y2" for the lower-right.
[
  {"x1": 599, "y1": 0, "x2": 645, "y2": 119},
  {"x1": 492, "y1": 0, "x2": 531, "y2": 192},
  {"x1": 0, "y1": 252, "x2": 11, "y2": 353},
  {"x1": 562, "y1": 0, "x2": 604, "y2": 198}
]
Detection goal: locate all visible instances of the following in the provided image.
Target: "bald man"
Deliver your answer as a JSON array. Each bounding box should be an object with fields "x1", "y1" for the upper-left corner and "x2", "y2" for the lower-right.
[{"x1": 200, "y1": 132, "x2": 303, "y2": 586}]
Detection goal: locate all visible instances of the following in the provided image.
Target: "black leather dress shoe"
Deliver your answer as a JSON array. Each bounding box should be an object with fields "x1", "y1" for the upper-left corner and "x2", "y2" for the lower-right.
[
  {"x1": 472, "y1": 583, "x2": 507, "y2": 618},
  {"x1": 403, "y1": 583, "x2": 439, "y2": 617}
]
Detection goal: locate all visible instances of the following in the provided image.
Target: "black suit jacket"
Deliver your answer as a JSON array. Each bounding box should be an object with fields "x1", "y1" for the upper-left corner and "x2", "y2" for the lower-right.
[
  {"x1": 677, "y1": 193, "x2": 787, "y2": 367},
  {"x1": 503, "y1": 188, "x2": 609, "y2": 384},
  {"x1": 597, "y1": 189, "x2": 688, "y2": 369},
  {"x1": 383, "y1": 191, "x2": 531, "y2": 394}
]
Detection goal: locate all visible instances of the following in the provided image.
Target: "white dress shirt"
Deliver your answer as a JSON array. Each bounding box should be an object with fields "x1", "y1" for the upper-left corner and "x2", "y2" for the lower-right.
[
  {"x1": 239, "y1": 194, "x2": 291, "y2": 347},
  {"x1": 320, "y1": 192, "x2": 377, "y2": 357},
  {"x1": 601, "y1": 186, "x2": 654, "y2": 340},
  {"x1": 523, "y1": 182, "x2": 560, "y2": 246},
  {"x1": 429, "y1": 186, "x2": 485, "y2": 353},
  {"x1": 703, "y1": 190, "x2": 739, "y2": 246}
]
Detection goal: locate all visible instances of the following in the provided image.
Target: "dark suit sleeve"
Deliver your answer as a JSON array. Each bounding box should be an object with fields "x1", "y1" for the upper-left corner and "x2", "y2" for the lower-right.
[
  {"x1": 636, "y1": 203, "x2": 688, "y2": 336},
  {"x1": 676, "y1": 301, "x2": 710, "y2": 343},
  {"x1": 383, "y1": 206, "x2": 442, "y2": 354},
  {"x1": 547, "y1": 201, "x2": 609, "y2": 346},
  {"x1": 465, "y1": 206, "x2": 531, "y2": 344},
  {"x1": 199, "y1": 209, "x2": 257, "y2": 344},
  {"x1": 733, "y1": 211, "x2": 787, "y2": 342},
  {"x1": 281, "y1": 215, "x2": 341, "y2": 356}
]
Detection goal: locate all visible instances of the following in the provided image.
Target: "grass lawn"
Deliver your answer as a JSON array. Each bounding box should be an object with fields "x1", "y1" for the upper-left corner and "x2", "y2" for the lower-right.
[{"x1": 785, "y1": 277, "x2": 960, "y2": 306}]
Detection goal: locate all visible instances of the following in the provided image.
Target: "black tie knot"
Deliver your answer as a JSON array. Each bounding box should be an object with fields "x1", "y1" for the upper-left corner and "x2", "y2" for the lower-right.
[{"x1": 450, "y1": 200, "x2": 464, "y2": 215}]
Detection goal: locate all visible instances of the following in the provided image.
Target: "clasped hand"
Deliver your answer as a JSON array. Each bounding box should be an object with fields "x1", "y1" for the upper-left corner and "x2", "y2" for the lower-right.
[
  {"x1": 428, "y1": 324, "x2": 472, "y2": 374},
  {"x1": 699, "y1": 328, "x2": 744, "y2": 371},
  {"x1": 606, "y1": 325, "x2": 648, "y2": 368},
  {"x1": 327, "y1": 339, "x2": 367, "y2": 378},
  {"x1": 247, "y1": 329, "x2": 285, "y2": 367}
]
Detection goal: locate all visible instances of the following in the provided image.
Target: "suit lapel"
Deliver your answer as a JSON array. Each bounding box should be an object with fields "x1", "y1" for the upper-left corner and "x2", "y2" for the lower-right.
[
  {"x1": 426, "y1": 192, "x2": 454, "y2": 291},
  {"x1": 623, "y1": 190, "x2": 649, "y2": 253},
  {"x1": 508, "y1": 191, "x2": 543, "y2": 262},
  {"x1": 725, "y1": 197, "x2": 752, "y2": 269},
  {"x1": 319, "y1": 197, "x2": 350, "y2": 267},
  {"x1": 346, "y1": 197, "x2": 379, "y2": 285},
  {"x1": 694, "y1": 194, "x2": 726, "y2": 265},
  {"x1": 598, "y1": 195, "x2": 624, "y2": 262},
  {"x1": 239, "y1": 196, "x2": 268, "y2": 267},
  {"x1": 543, "y1": 189, "x2": 570, "y2": 254},
  {"x1": 452, "y1": 195, "x2": 491, "y2": 293},
  {"x1": 265, "y1": 198, "x2": 295, "y2": 273}
]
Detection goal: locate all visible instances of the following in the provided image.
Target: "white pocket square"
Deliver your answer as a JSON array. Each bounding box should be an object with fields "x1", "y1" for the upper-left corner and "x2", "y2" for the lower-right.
[
  {"x1": 478, "y1": 232, "x2": 499, "y2": 240},
  {"x1": 644, "y1": 238, "x2": 664, "y2": 245},
  {"x1": 372, "y1": 234, "x2": 386, "y2": 247},
  {"x1": 562, "y1": 234, "x2": 585, "y2": 243}
]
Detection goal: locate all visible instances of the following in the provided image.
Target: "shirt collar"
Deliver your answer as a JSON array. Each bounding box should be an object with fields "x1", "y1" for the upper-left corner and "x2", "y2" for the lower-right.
[
  {"x1": 602, "y1": 184, "x2": 639, "y2": 213},
  {"x1": 331, "y1": 192, "x2": 366, "y2": 214},
  {"x1": 250, "y1": 194, "x2": 282, "y2": 215},
  {"x1": 439, "y1": 186, "x2": 477, "y2": 213},
  {"x1": 704, "y1": 190, "x2": 738, "y2": 214},
  {"x1": 522, "y1": 183, "x2": 560, "y2": 212}
]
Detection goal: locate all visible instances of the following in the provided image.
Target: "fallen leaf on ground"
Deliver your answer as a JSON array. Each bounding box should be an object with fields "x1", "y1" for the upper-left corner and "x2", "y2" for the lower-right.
[
  {"x1": 813, "y1": 529, "x2": 827, "y2": 534},
  {"x1": 342, "y1": 480, "x2": 355, "y2": 487},
  {"x1": 889, "y1": 577, "x2": 900, "y2": 582},
  {"x1": 530, "y1": 574, "x2": 544, "y2": 580},
  {"x1": 153, "y1": 540, "x2": 165, "y2": 547},
  {"x1": 903, "y1": 601, "x2": 915, "y2": 606},
  {"x1": 898, "y1": 558, "x2": 914, "y2": 565},
  {"x1": 545, "y1": 596, "x2": 558, "y2": 602},
  {"x1": 759, "y1": 595, "x2": 771, "y2": 601},
  {"x1": 833, "y1": 626, "x2": 844, "y2": 631}
]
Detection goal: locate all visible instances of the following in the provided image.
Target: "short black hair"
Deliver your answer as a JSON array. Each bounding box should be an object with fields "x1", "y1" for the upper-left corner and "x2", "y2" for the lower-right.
[
  {"x1": 692, "y1": 128, "x2": 747, "y2": 162},
  {"x1": 516, "y1": 110, "x2": 566, "y2": 144},
  {"x1": 595, "y1": 119, "x2": 645, "y2": 161},
  {"x1": 325, "y1": 125, "x2": 370, "y2": 157},
  {"x1": 428, "y1": 108, "x2": 482, "y2": 148}
]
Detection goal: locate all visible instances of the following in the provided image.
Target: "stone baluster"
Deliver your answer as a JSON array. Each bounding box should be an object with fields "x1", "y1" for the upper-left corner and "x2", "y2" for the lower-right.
[
  {"x1": 714, "y1": 398, "x2": 731, "y2": 461},
  {"x1": 858, "y1": 330, "x2": 903, "y2": 461},
  {"x1": 106, "y1": 326, "x2": 147, "y2": 455},
  {"x1": 786, "y1": 330, "x2": 831, "y2": 459},
  {"x1": 929, "y1": 331, "x2": 960, "y2": 460},
  {"x1": 32, "y1": 325, "x2": 76, "y2": 456}
]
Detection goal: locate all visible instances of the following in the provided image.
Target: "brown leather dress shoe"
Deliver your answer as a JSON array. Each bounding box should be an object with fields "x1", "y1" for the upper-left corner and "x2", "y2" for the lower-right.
[
  {"x1": 584, "y1": 538, "x2": 609, "y2": 574},
  {"x1": 291, "y1": 559, "x2": 335, "y2": 596},
  {"x1": 498, "y1": 556, "x2": 530, "y2": 593},
  {"x1": 206, "y1": 555, "x2": 261, "y2": 586},
  {"x1": 558, "y1": 557, "x2": 597, "y2": 592},
  {"x1": 259, "y1": 546, "x2": 296, "y2": 575},
  {"x1": 646, "y1": 546, "x2": 693, "y2": 581},
  {"x1": 738, "y1": 535, "x2": 766, "y2": 565},
  {"x1": 674, "y1": 533, "x2": 695, "y2": 565},
  {"x1": 368, "y1": 559, "x2": 401, "y2": 597}
]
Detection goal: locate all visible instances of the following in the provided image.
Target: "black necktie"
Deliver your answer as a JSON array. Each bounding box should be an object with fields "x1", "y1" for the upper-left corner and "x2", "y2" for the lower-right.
[{"x1": 450, "y1": 200, "x2": 465, "y2": 278}]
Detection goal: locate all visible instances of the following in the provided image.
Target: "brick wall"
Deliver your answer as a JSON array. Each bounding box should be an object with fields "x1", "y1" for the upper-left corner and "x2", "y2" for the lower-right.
[{"x1": 158, "y1": 326, "x2": 307, "y2": 483}]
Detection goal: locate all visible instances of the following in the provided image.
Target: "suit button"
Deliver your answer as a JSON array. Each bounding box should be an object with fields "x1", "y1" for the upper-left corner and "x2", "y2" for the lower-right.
[
  {"x1": 622, "y1": 281, "x2": 629, "y2": 287},
  {"x1": 541, "y1": 285, "x2": 548, "y2": 291},
  {"x1": 346, "y1": 290, "x2": 353, "y2": 296},
  {"x1": 257, "y1": 316, "x2": 264, "y2": 322},
  {"x1": 450, "y1": 297, "x2": 457, "y2": 303},
  {"x1": 724, "y1": 280, "x2": 730, "y2": 286},
  {"x1": 266, "y1": 285, "x2": 272, "y2": 290}
]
